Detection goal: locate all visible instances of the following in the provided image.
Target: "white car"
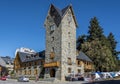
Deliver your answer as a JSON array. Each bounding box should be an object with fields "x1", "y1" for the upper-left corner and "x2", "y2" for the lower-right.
[{"x1": 17, "y1": 76, "x2": 29, "y2": 82}]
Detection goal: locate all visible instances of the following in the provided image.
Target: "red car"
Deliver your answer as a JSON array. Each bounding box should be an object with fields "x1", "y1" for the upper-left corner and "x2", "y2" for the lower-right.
[{"x1": 0, "y1": 76, "x2": 6, "y2": 81}]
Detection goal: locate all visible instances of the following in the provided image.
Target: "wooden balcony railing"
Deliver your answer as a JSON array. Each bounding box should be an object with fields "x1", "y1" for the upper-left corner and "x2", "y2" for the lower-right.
[
  {"x1": 44, "y1": 61, "x2": 60, "y2": 68},
  {"x1": 50, "y1": 52, "x2": 55, "y2": 59},
  {"x1": 85, "y1": 65, "x2": 92, "y2": 70}
]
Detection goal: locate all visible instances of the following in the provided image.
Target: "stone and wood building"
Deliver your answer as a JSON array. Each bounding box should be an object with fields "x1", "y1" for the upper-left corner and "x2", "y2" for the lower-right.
[
  {"x1": 14, "y1": 50, "x2": 45, "y2": 77},
  {"x1": 43, "y1": 4, "x2": 94, "y2": 81},
  {"x1": 14, "y1": 4, "x2": 94, "y2": 81},
  {"x1": 0, "y1": 57, "x2": 8, "y2": 76},
  {"x1": 1, "y1": 56, "x2": 14, "y2": 74}
]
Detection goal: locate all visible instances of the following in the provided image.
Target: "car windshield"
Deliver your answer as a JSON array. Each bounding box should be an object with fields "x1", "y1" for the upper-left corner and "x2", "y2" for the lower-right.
[{"x1": 19, "y1": 76, "x2": 28, "y2": 78}]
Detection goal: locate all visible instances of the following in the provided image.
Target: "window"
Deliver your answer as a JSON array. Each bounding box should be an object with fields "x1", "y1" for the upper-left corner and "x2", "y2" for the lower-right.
[
  {"x1": 24, "y1": 70, "x2": 26, "y2": 75},
  {"x1": 68, "y1": 32, "x2": 70, "y2": 38},
  {"x1": 68, "y1": 68, "x2": 71, "y2": 73},
  {"x1": 51, "y1": 47, "x2": 54, "y2": 52},
  {"x1": 68, "y1": 43, "x2": 70, "y2": 48},
  {"x1": 68, "y1": 43, "x2": 70, "y2": 53},
  {"x1": 34, "y1": 69, "x2": 38, "y2": 75},
  {"x1": 50, "y1": 24, "x2": 55, "y2": 31},
  {"x1": 24, "y1": 64, "x2": 26, "y2": 67},
  {"x1": 51, "y1": 37, "x2": 54, "y2": 42},
  {"x1": 78, "y1": 69, "x2": 81, "y2": 73},
  {"x1": 29, "y1": 62, "x2": 31, "y2": 66},
  {"x1": 29, "y1": 70, "x2": 31, "y2": 75},
  {"x1": 39, "y1": 61, "x2": 41, "y2": 65},
  {"x1": 34, "y1": 61, "x2": 37, "y2": 65},
  {"x1": 68, "y1": 58, "x2": 72, "y2": 65},
  {"x1": 31, "y1": 54, "x2": 34, "y2": 57},
  {"x1": 78, "y1": 61, "x2": 80, "y2": 66}
]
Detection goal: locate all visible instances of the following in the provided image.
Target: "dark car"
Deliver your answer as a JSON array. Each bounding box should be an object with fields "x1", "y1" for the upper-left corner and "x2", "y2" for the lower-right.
[
  {"x1": 65, "y1": 74, "x2": 78, "y2": 81},
  {"x1": 77, "y1": 74, "x2": 84, "y2": 81},
  {"x1": 17, "y1": 76, "x2": 29, "y2": 82}
]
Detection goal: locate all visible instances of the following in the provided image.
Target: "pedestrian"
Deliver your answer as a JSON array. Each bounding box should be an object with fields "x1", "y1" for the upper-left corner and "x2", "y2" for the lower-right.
[{"x1": 35, "y1": 75, "x2": 39, "y2": 82}]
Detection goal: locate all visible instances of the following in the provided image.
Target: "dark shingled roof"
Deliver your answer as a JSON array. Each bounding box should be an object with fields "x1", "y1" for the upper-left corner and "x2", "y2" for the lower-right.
[
  {"x1": 49, "y1": 4, "x2": 78, "y2": 27},
  {"x1": 1, "y1": 56, "x2": 14, "y2": 64},
  {"x1": 77, "y1": 51, "x2": 92, "y2": 62},
  {"x1": 18, "y1": 50, "x2": 45, "y2": 62},
  {"x1": 62, "y1": 5, "x2": 70, "y2": 16},
  {"x1": 0, "y1": 57, "x2": 6, "y2": 67}
]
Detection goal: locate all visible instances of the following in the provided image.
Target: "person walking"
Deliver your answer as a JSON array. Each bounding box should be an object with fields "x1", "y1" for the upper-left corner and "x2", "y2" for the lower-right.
[{"x1": 35, "y1": 75, "x2": 39, "y2": 82}]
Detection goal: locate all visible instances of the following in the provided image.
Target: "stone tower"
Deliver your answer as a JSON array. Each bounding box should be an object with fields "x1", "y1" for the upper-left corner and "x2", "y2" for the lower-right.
[{"x1": 44, "y1": 4, "x2": 78, "y2": 81}]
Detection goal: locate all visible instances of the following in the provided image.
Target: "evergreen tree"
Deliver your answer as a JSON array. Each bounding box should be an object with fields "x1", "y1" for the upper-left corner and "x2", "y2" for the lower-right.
[
  {"x1": 107, "y1": 32, "x2": 118, "y2": 59},
  {"x1": 107, "y1": 32, "x2": 120, "y2": 70},
  {"x1": 77, "y1": 34, "x2": 86, "y2": 51},
  {"x1": 87, "y1": 17, "x2": 104, "y2": 41},
  {"x1": 77, "y1": 17, "x2": 117, "y2": 72},
  {"x1": 81, "y1": 39, "x2": 116, "y2": 71}
]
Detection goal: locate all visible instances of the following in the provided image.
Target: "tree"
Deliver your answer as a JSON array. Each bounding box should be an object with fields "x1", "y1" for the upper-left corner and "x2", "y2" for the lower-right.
[
  {"x1": 77, "y1": 17, "x2": 118, "y2": 72},
  {"x1": 107, "y1": 32, "x2": 119, "y2": 59},
  {"x1": 77, "y1": 34, "x2": 86, "y2": 51},
  {"x1": 107, "y1": 32, "x2": 120, "y2": 70},
  {"x1": 81, "y1": 39, "x2": 116, "y2": 72},
  {"x1": 87, "y1": 17, "x2": 104, "y2": 41}
]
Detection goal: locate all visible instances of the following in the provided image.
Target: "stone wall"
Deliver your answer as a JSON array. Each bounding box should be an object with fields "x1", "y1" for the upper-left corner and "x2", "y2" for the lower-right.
[{"x1": 60, "y1": 9, "x2": 77, "y2": 80}]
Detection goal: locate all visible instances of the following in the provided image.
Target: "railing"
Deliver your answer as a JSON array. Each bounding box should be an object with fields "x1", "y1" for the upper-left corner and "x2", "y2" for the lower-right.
[
  {"x1": 85, "y1": 65, "x2": 92, "y2": 69},
  {"x1": 44, "y1": 61, "x2": 60, "y2": 68}
]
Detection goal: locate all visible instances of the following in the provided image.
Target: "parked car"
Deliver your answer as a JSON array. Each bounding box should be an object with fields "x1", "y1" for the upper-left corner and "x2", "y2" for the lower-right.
[
  {"x1": 17, "y1": 76, "x2": 29, "y2": 82},
  {"x1": 0, "y1": 76, "x2": 7, "y2": 81},
  {"x1": 76, "y1": 74, "x2": 84, "y2": 81},
  {"x1": 65, "y1": 73, "x2": 84, "y2": 81},
  {"x1": 65, "y1": 74, "x2": 76, "y2": 81}
]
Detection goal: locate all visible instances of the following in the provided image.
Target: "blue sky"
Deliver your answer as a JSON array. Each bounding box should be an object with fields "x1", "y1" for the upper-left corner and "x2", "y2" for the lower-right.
[{"x1": 0, "y1": 0, "x2": 120, "y2": 58}]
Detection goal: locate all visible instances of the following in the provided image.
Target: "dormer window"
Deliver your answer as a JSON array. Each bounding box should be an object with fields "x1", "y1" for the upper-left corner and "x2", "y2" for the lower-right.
[{"x1": 50, "y1": 24, "x2": 55, "y2": 32}]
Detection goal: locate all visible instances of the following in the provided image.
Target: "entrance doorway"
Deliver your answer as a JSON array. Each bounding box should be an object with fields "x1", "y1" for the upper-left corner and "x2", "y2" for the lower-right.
[{"x1": 50, "y1": 68, "x2": 55, "y2": 77}]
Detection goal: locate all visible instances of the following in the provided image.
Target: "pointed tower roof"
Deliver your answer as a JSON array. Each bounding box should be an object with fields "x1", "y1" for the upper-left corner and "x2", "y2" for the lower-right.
[{"x1": 48, "y1": 4, "x2": 78, "y2": 27}]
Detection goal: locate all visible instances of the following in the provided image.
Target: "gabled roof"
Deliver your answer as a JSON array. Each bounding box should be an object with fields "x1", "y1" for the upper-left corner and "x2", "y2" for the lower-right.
[
  {"x1": 1, "y1": 56, "x2": 14, "y2": 64},
  {"x1": 77, "y1": 51, "x2": 92, "y2": 62},
  {"x1": 48, "y1": 4, "x2": 78, "y2": 27},
  {"x1": 17, "y1": 50, "x2": 45, "y2": 63},
  {"x1": 0, "y1": 57, "x2": 6, "y2": 67}
]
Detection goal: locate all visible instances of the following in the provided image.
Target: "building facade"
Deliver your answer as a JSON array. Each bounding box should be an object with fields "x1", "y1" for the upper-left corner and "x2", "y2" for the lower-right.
[
  {"x1": 0, "y1": 57, "x2": 7, "y2": 76},
  {"x1": 43, "y1": 4, "x2": 93, "y2": 81},
  {"x1": 1, "y1": 56, "x2": 14, "y2": 74},
  {"x1": 14, "y1": 48, "x2": 45, "y2": 77},
  {"x1": 14, "y1": 4, "x2": 94, "y2": 80}
]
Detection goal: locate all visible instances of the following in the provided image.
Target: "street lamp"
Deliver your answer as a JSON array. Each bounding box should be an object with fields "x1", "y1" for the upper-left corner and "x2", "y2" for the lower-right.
[{"x1": 0, "y1": 66, "x2": 1, "y2": 77}]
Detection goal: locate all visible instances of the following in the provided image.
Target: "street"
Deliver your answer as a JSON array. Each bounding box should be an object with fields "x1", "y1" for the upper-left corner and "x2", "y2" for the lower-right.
[
  {"x1": 83, "y1": 80, "x2": 120, "y2": 84},
  {"x1": 0, "y1": 79, "x2": 86, "y2": 84},
  {"x1": 1, "y1": 79, "x2": 120, "y2": 84}
]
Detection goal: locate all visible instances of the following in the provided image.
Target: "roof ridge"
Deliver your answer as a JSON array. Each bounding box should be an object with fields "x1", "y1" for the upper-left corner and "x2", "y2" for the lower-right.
[{"x1": 61, "y1": 4, "x2": 71, "y2": 16}]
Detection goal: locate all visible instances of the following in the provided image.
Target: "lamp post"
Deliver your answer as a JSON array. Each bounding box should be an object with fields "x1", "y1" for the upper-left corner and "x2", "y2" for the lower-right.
[{"x1": 0, "y1": 66, "x2": 1, "y2": 77}]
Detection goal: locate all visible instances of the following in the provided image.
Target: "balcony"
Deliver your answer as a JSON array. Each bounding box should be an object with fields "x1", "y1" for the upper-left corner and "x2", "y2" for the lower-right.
[
  {"x1": 85, "y1": 65, "x2": 92, "y2": 70},
  {"x1": 50, "y1": 52, "x2": 55, "y2": 59},
  {"x1": 44, "y1": 61, "x2": 60, "y2": 68}
]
